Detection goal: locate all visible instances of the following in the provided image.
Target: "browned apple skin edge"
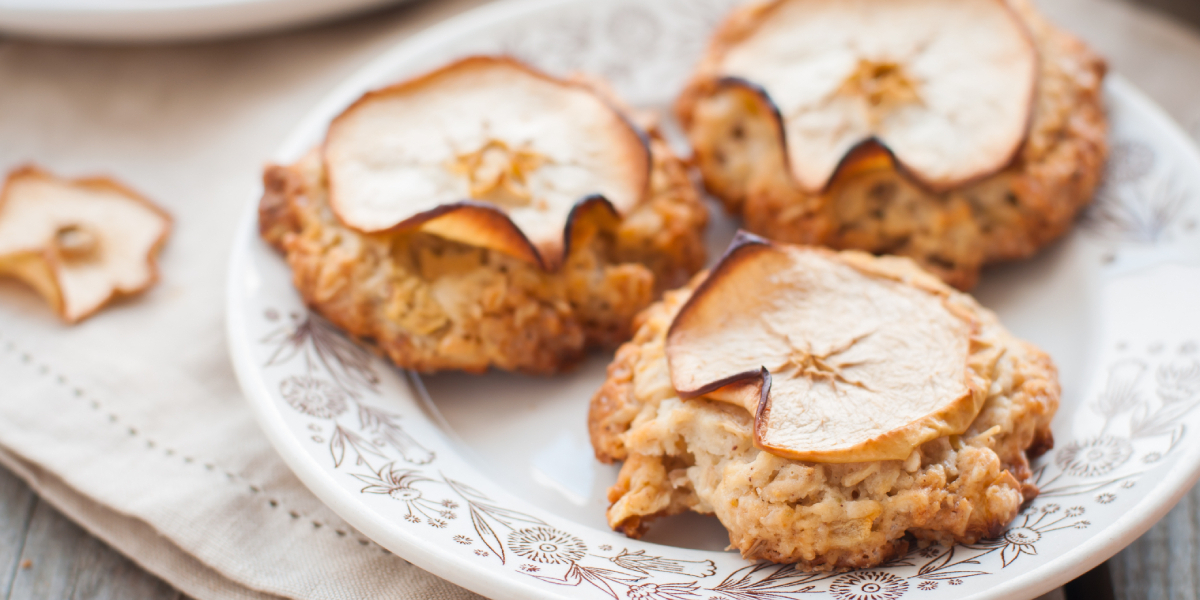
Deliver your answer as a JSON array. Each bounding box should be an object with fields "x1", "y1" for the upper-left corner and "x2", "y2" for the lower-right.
[
  {"x1": 321, "y1": 55, "x2": 653, "y2": 273},
  {"x1": 339, "y1": 194, "x2": 623, "y2": 273},
  {"x1": 664, "y1": 228, "x2": 773, "y2": 382},
  {"x1": 391, "y1": 200, "x2": 546, "y2": 268},
  {"x1": 680, "y1": 0, "x2": 1041, "y2": 196},
  {"x1": 0, "y1": 165, "x2": 173, "y2": 324},
  {"x1": 665, "y1": 231, "x2": 774, "y2": 449},
  {"x1": 562, "y1": 195, "x2": 620, "y2": 260}
]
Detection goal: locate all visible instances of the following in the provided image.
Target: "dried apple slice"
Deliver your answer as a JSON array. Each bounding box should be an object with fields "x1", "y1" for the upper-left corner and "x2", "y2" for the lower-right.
[
  {"x1": 0, "y1": 166, "x2": 171, "y2": 323},
  {"x1": 713, "y1": 0, "x2": 1037, "y2": 192},
  {"x1": 324, "y1": 56, "x2": 650, "y2": 270},
  {"x1": 665, "y1": 233, "x2": 989, "y2": 462}
]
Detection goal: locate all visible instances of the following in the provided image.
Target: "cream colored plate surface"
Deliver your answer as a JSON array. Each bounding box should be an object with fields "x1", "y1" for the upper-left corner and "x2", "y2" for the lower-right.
[{"x1": 227, "y1": 0, "x2": 1200, "y2": 598}]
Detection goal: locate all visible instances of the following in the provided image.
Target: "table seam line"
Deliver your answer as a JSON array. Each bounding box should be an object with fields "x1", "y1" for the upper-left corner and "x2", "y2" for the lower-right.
[{"x1": 1, "y1": 494, "x2": 38, "y2": 600}]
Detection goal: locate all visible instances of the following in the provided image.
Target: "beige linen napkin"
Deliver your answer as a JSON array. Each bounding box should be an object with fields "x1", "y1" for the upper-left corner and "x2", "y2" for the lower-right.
[
  {"x1": 0, "y1": 1, "x2": 490, "y2": 598},
  {"x1": 0, "y1": 0, "x2": 1198, "y2": 599}
]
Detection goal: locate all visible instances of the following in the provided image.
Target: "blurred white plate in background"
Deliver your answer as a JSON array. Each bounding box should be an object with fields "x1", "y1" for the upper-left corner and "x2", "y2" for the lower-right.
[{"x1": 0, "y1": 0, "x2": 411, "y2": 42}]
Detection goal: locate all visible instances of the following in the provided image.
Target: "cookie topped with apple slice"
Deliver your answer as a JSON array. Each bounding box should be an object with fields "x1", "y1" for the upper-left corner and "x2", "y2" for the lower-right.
[
  {"x1": 590, "y1": 233, "x2": 1059, "y2": 568},
  {"x1": 677, "y1": 0, "x2": 1107, "y2": 289},
  {"x1": 259, "y1": 56, "x2": 708, "y2": 374}
]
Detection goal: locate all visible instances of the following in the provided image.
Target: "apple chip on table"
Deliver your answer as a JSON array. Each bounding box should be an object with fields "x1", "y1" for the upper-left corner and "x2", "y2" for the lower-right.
[{"x1": 0, "y1": 166, "x2": 170, "y2": 323}]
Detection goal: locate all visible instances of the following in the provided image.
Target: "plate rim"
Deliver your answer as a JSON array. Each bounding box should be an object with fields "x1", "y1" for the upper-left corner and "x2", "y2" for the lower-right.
[
  {"x1": 225, "y1": 0, "x2": 1200, "y2": 597},
  {"x1": 0, "y1": 0, "x2": 402, "y2": 42}
]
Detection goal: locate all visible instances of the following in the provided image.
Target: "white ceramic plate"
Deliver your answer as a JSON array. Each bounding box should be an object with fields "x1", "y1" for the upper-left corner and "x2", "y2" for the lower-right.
[
  {"x1": 227, "y1": 0, "x2": 1200, "y2": 598},
  {"x1": 0, "y1": 0, "x2": 405, "y2": 42}
]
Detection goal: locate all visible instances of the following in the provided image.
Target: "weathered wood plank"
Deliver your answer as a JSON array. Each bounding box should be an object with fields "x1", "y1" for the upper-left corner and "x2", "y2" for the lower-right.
[
  {"x1": 1109, "y1": 487, "x2": 1200, "y2": 600},
  {"x1": 6, "y1": 497, "x2": 181, "y2": 600},
  {"x1": 1065, "y1": 564, "x2": 1115, "y2": 600},
  {"x1": 0, "y1": 466, "x2": 37, "y2": 600},
  {"x1": 1131, "y1": 0, "x2": 1200, "y2": 29}
]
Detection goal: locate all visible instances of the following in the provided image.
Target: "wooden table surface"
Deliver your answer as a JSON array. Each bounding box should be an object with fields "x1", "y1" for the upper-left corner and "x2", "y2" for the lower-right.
[{"x1": 0, "y1": 0, "x2": 1197, "y2": 599}]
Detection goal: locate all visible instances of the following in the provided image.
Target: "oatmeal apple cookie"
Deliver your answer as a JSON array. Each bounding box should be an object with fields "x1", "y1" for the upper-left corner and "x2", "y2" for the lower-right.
[
  {"x1": 260, "y1": 58, "x2": 706, "y2": 375},
  {"x1": 676, "y1": 0, "x2": 1107, "y2": 289},
  {"x1": 589, "y1": 235, "x2": 1059, "y2": 569}
]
